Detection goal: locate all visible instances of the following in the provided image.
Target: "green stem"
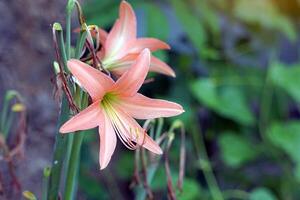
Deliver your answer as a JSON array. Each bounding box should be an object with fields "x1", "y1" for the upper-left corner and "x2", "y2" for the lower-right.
[
  {"x1": 0, "y1": 101, "x2": 8, "y2": 133},
  {"x1": 58, "y1": 30, "x2": 68, "y2": 69},
  {"x1": 47, "y1": 96, "x2": 71, "y2": 200},
  {"x1": 66, "y1": 13, "x2": 71, "y2": 59},
  {"x1": 3, "y1": 111, "x2": 13, "y2": 139},
  {"x1": 64, "y1": 131, "x2": 84, "y2": 200},
  {"x1": 192, "y1": 118, "x2": 223, "y2": 200},
  {"x1": 75, "y1": 31, "x2": 87, "y2": 59},
  {"x1": 42, "y1": 167, "x2": 51, "y2": 200},
  {"x1": 155, "y1": 118, "x2": 164, "y2": 140},
  {"x1": 64, "y1": 92, "x2": 88, "y2": 199}
]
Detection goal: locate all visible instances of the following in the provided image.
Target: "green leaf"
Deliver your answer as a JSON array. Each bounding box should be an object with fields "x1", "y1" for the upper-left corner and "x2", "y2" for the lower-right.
[
  {"x1": 190, "y1": 78, "x2": 255, "y2": 125},
  {"x1": 79, "y1": 171, "x2": 108, "y2": 199},
  {"x1": 141, "y1": 2, "x2": 169, "y2": 40},
  {"x1": 178, "y1": 178, "x2": 202, "y2": 200},
  {"x1": 270, "y1": 62, "x2": 300, "y2": 102},
  {"x1": 294, "y1": 163, "x2": 300, "y2": 183},
  {"x1": 250, "y1": 188, "x2": 277, "y2": 200},
  {"x1": 218, "y1": 131, "x2": 258, "y2": 167},
  {"x1": 266, "y1": 121, "x2": 300, "y2": 163},
  {"x1": 84, "y1": 0, "x2": 119, "y2": 27},
  {"x1": 150, "y1": 166, "x2": 167, "y2": 190},
  {"x1": 170, "y1": 0, "x2": 206, "y2": 52},
  {"x1": 115, "y1": 152, "x2": 134, "y2": 179}
]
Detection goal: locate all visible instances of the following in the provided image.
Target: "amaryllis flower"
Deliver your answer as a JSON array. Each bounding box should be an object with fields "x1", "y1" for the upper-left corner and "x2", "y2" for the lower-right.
[
  {"x1": 97, "y1": 1, "x2": 175, "y2": 77},
  {"x1": 60, "y1": 49, "x2": 184, "y2": 169}
]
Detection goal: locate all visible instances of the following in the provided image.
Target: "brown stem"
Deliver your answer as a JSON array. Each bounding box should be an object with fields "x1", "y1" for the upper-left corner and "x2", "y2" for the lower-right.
[
  {"x1": 177, "y1": 126, "x2": 186, "y2": 192},
  {"x1": 164, "y1": 137, "x2": 177, "y2": 200},
  {"x1": 140, "y1": 149, "x2": 154, "y2": 199},
  {"x1": 52, "y1": 27, "x2": 79, "y2": 113}
]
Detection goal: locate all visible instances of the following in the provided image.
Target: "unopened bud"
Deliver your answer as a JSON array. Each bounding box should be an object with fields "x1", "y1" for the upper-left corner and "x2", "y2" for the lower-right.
[
  {"x1": 53, "y1": 22, "x2": 62, "y2": 31},
  {"x1": 11, "y1": 103, "x2": 25, "y2": 112},
  {"x1": 23, "y1": 191, "x2": 37, "y2": 200},
  {"x1": 43, "y1": 166, "x2": 51, "y2": 177},
  {"x1": 53, "y1": 61, "x2": 60, "y2": 74}
]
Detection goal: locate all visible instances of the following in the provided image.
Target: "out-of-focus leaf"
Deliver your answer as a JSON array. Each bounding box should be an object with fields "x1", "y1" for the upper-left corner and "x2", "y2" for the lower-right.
[
  {"x1": 266, "y1": 121, "x2": 300, "y2": 163},
  {"x1": 170, "y1": 0, "x2": 206, "y2": 52},
  {"x1": 79, "y1": 171, "x2": 108, "y2": 199},
  {"x1": 270, "y1": 62, "x2": 300, "y2": 102},
  {"x1": 195, "y1": 0, "x2": 220, "y2": 35},
  {"x1": 141, "y1": 2, "x2": 169, "y2": 41},
  {"x1": 115, "y1": 152, "x2": 134, "y2": 179},
  {"x1": 152, "y1": 51, "x2": 168, "y2": 63},
  {"x1": 219, "y1": 131, "x2": 258, "y2": 167},
  {"x1": 250, "y1": 188, "x2": 277, "y2": 200},
  {"x1": 84, "y1": 0, "x2": 119, "y2": 27},
  {"x1": 151, "y1": 166, "x2": 168, "y2": 190},
  {"x1": 234, "y1": 0, "x2": 297, "y2": 41},
  {"x1": 190, "y1": 78, "x2": 255, "y2": 125},
  {"x1": 294, "y1": 163, "x2": 300, "y2": 183},
  {"x1": 178, "y1": 178, "x2": 202, "y2": 200}
]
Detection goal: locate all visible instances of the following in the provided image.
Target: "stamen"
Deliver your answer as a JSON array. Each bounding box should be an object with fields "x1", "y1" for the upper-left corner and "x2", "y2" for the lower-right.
[{"x1": 101, "y1": 94, "x2": 147, "y2": 150}]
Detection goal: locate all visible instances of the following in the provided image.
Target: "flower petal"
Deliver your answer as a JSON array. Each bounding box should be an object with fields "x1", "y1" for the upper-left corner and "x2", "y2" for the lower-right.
[
  {"x1": 142, "y1": 134, "x2": 163, "y2": 155},
  {"x1": 67, "y1": 59, "x2": 114, "y2": 101},
  {"x1": 60, "y1": 101, "x2": 102, "y2": 133},
  {"x1": 98, "y1": 111, "x2": 117, "y2": 170},
  {"x1": 113, "y1": 49, "x2": 150, "y2": 96},
  {"x1": 104, "y1": 1, "x2": 136, "y2": 59},
  {"x1": 150, "y1": 56, "x2": 176, "y2": 77},
  {"x1": 111, "y1": 107, "x2": 162, "y2": 154},
  {"x1": 106, "y1": 54, "x2": 175, "y2": 77},
  {"x1": 98, "y1": 28, "x2": 108, "y2": 44},
  {"x1": 118, "y1": 93, "x2": 184, "y2": 119},
  {"x1": 126, "y1": 38, "x2": 170, "y2": 54}
]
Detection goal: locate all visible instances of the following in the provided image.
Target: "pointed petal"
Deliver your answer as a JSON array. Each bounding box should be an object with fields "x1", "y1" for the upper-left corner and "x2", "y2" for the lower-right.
[
  {"x1": 67, "y1": 59, "x2": 114, "y2": 101},
  {"x1": 60, "y1": 101, "x2": 102, "y2": 133},
  {"x1": 113, "y1": 49, "x2": 150, "y2": 96},
  {"x1": 142, "y1": 134, "x2": 163, "y2": 154},
  {"x1": 107, "y1": 54, "x2": 175, "y2": 77},
  {"x1": 118, "y1": 93, "x2": 184, "y2": 119},
  {"x1": 112, "y1": 107, "x2": 162, "y2": 154},
  {"x1": 104, "y1": 1, "x2": 136, "y2": 59},
  {"x1": 150, "y1": 56, "x2": 176, "y2": 77},
  {"x1": 126, "y1": 38, "x2": 170, "y2": 54},
  {"x1": 98, "y1": 111, "x2": 117, "y2": 170}
]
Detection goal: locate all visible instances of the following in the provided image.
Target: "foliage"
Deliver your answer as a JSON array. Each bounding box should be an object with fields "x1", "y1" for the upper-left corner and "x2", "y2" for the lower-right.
[{"x1": 79, "y1": 0, "x2": 300, "y2": 199}]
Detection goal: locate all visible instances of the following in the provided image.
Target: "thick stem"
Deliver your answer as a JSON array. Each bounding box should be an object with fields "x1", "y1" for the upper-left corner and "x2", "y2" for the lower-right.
[
  {"x1": 63, "y1": 131, "x2": 84, "y2": 200},
  {"x1": 42, "y1": 167, "x2": 51, "y2": 200},
  {"x1": 47, "y1": 96, "x2": 70, "y2": 200},
  {"x1": 63, "y1": 92, "x2": 88, "y2": 199}
]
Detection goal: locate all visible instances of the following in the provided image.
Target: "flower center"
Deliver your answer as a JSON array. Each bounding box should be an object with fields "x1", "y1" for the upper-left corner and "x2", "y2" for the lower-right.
[{"x1": 100, "y1": 93, "x2": 145, "y2": 150}]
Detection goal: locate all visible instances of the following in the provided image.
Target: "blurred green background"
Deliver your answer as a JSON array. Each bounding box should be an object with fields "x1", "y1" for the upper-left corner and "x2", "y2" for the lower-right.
[{"x1": 79, "y1": 0, "x2": 300, "y2": 199}]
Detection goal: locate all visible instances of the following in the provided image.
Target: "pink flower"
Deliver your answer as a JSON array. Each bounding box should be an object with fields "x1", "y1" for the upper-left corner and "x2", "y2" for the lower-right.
[
  {"x1": 97, "y1": 1, "x2": 175, "y2": 77},
  {"x1": 60, "y1": 49, "x2": 184, "y2": 169}
]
